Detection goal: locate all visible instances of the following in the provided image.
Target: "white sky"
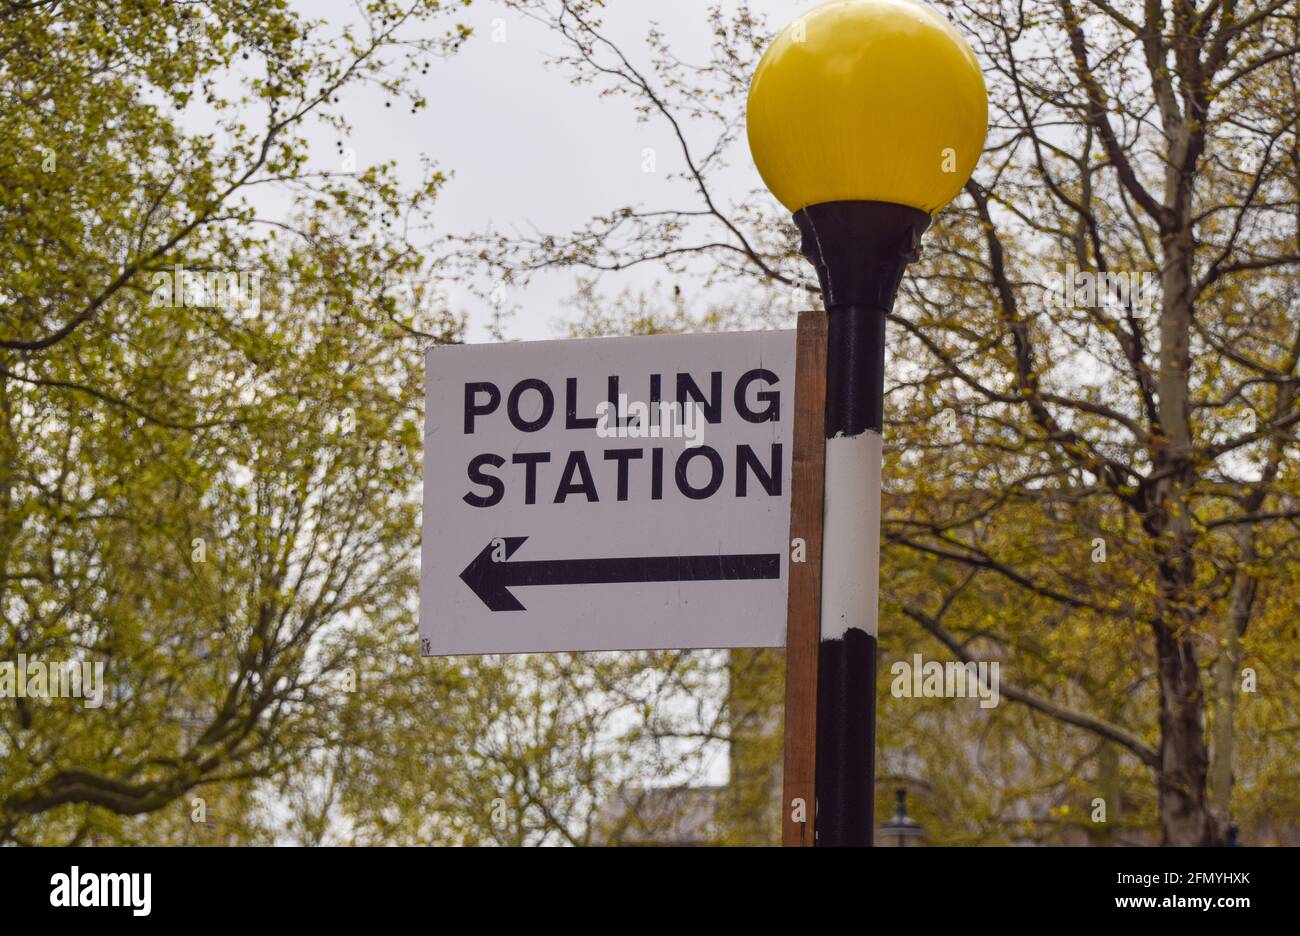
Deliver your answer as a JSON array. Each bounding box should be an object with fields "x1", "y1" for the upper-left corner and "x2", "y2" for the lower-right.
[{"x1": 297, "y1": 0, "x2": 809, "y2": 341}]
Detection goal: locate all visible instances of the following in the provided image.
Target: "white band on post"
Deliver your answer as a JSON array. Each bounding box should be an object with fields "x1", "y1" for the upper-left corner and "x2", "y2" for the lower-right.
[{"x1": 819, "y1": 430, "x2": 882, "y2": 641}]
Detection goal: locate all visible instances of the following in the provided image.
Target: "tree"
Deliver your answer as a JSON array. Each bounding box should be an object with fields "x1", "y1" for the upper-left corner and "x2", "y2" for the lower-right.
[
  {"x1": 455, "y1": 0, "x2": 1300, "y2": 845},
  {"x1": 0, "y1": 0, "x2": 469, "y2": 843}
]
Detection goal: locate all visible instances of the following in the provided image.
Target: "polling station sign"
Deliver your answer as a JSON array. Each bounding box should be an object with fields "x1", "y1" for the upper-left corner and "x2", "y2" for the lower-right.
[{"x1": 420, "y1": 330, "x2": 797, "y2": 655}]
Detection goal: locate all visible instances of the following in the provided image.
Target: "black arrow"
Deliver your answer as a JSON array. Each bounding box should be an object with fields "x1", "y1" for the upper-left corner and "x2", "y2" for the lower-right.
[{"x1": 459, "y1": 536, "x2": 781, "y2": 611}]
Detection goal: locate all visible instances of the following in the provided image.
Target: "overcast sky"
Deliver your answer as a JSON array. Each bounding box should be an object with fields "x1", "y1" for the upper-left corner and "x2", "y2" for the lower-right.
[{"x1": 297, "y1": 0, "x2": 808, "y2": 342}]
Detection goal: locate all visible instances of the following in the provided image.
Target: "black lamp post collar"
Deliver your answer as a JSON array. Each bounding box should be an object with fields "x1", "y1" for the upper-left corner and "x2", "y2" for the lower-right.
[{"x1": 793, "y1": 200, "x2": 931, "y2": 311}]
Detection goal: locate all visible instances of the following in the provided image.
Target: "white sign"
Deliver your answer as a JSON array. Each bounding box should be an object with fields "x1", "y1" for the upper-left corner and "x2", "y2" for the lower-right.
[{"x1": 421, "y1": 329, "x2": 797, "y2": 655}]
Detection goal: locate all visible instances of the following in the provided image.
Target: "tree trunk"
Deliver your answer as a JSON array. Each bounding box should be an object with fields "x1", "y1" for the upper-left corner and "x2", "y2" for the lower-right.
[
  {"x1": 1153, "y1": 617, "x2": 1218, "y2": 845},
  {"x1": 1145, "y1": 463, "x2": 1221, "y2": 847},
  {"x1": 1149, "y1": 148, "x2": 1219, "y2": 841}
]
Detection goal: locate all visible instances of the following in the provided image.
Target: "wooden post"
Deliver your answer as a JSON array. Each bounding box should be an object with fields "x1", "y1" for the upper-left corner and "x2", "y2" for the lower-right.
[{"x1": 781, "y1": 310, "x2": 827, "y2": 846}]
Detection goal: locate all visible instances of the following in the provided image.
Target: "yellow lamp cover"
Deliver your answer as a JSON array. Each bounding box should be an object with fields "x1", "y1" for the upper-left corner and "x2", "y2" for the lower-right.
[{"x1": 747, "y1": 0, "x2": 988, "y2": 215}]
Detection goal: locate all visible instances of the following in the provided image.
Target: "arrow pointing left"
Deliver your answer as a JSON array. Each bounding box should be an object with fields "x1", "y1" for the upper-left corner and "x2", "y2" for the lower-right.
[{"x1": 459, "y1": 536, "x2": 782, "y2": 612}]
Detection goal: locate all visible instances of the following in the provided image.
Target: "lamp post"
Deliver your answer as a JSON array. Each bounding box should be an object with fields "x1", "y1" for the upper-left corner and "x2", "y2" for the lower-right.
[
  {"x1": 747, "y1": 0, "x2": 987, "y2": 847},
  {"x1": 880, "y1": 787, "x2": 924, "y2": 846}
]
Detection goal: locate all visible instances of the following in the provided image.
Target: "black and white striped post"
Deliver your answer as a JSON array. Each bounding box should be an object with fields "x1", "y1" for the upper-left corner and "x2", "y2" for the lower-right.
[
  {"x1": 746, "y1": 0, "x2": 987, "y2": 847},
  {"x1": 796, "y1": 201, "x2": 928, "y2": 847}
]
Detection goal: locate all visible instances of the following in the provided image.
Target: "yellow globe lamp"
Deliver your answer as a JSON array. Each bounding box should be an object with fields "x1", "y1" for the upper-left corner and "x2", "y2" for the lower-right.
[
  {"x1": 748, "y1": 0, "x2": 986, "y2": 849},
  {"x1": 747, "y1": 0, "x2": 987, "y2": 216},
  {"x1": 746, "y1": 0, "x2": 987, "y2": 314}
]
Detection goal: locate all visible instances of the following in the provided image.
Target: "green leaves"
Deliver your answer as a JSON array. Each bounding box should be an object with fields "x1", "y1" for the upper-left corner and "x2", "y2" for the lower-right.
[{"x1": 0, "y1": 1, "x2": 468, "y2": 844}]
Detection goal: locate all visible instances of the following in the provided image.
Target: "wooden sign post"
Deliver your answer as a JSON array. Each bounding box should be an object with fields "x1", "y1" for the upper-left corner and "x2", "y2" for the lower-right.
[{"x1": 781, "y1": 311, "x2": 827, "y2": 846}]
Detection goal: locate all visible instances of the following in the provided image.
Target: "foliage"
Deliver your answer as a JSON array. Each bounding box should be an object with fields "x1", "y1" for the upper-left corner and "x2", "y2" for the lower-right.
[{"x1": 453, "y1": 0, "x2": 1300, "y2": 845}]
